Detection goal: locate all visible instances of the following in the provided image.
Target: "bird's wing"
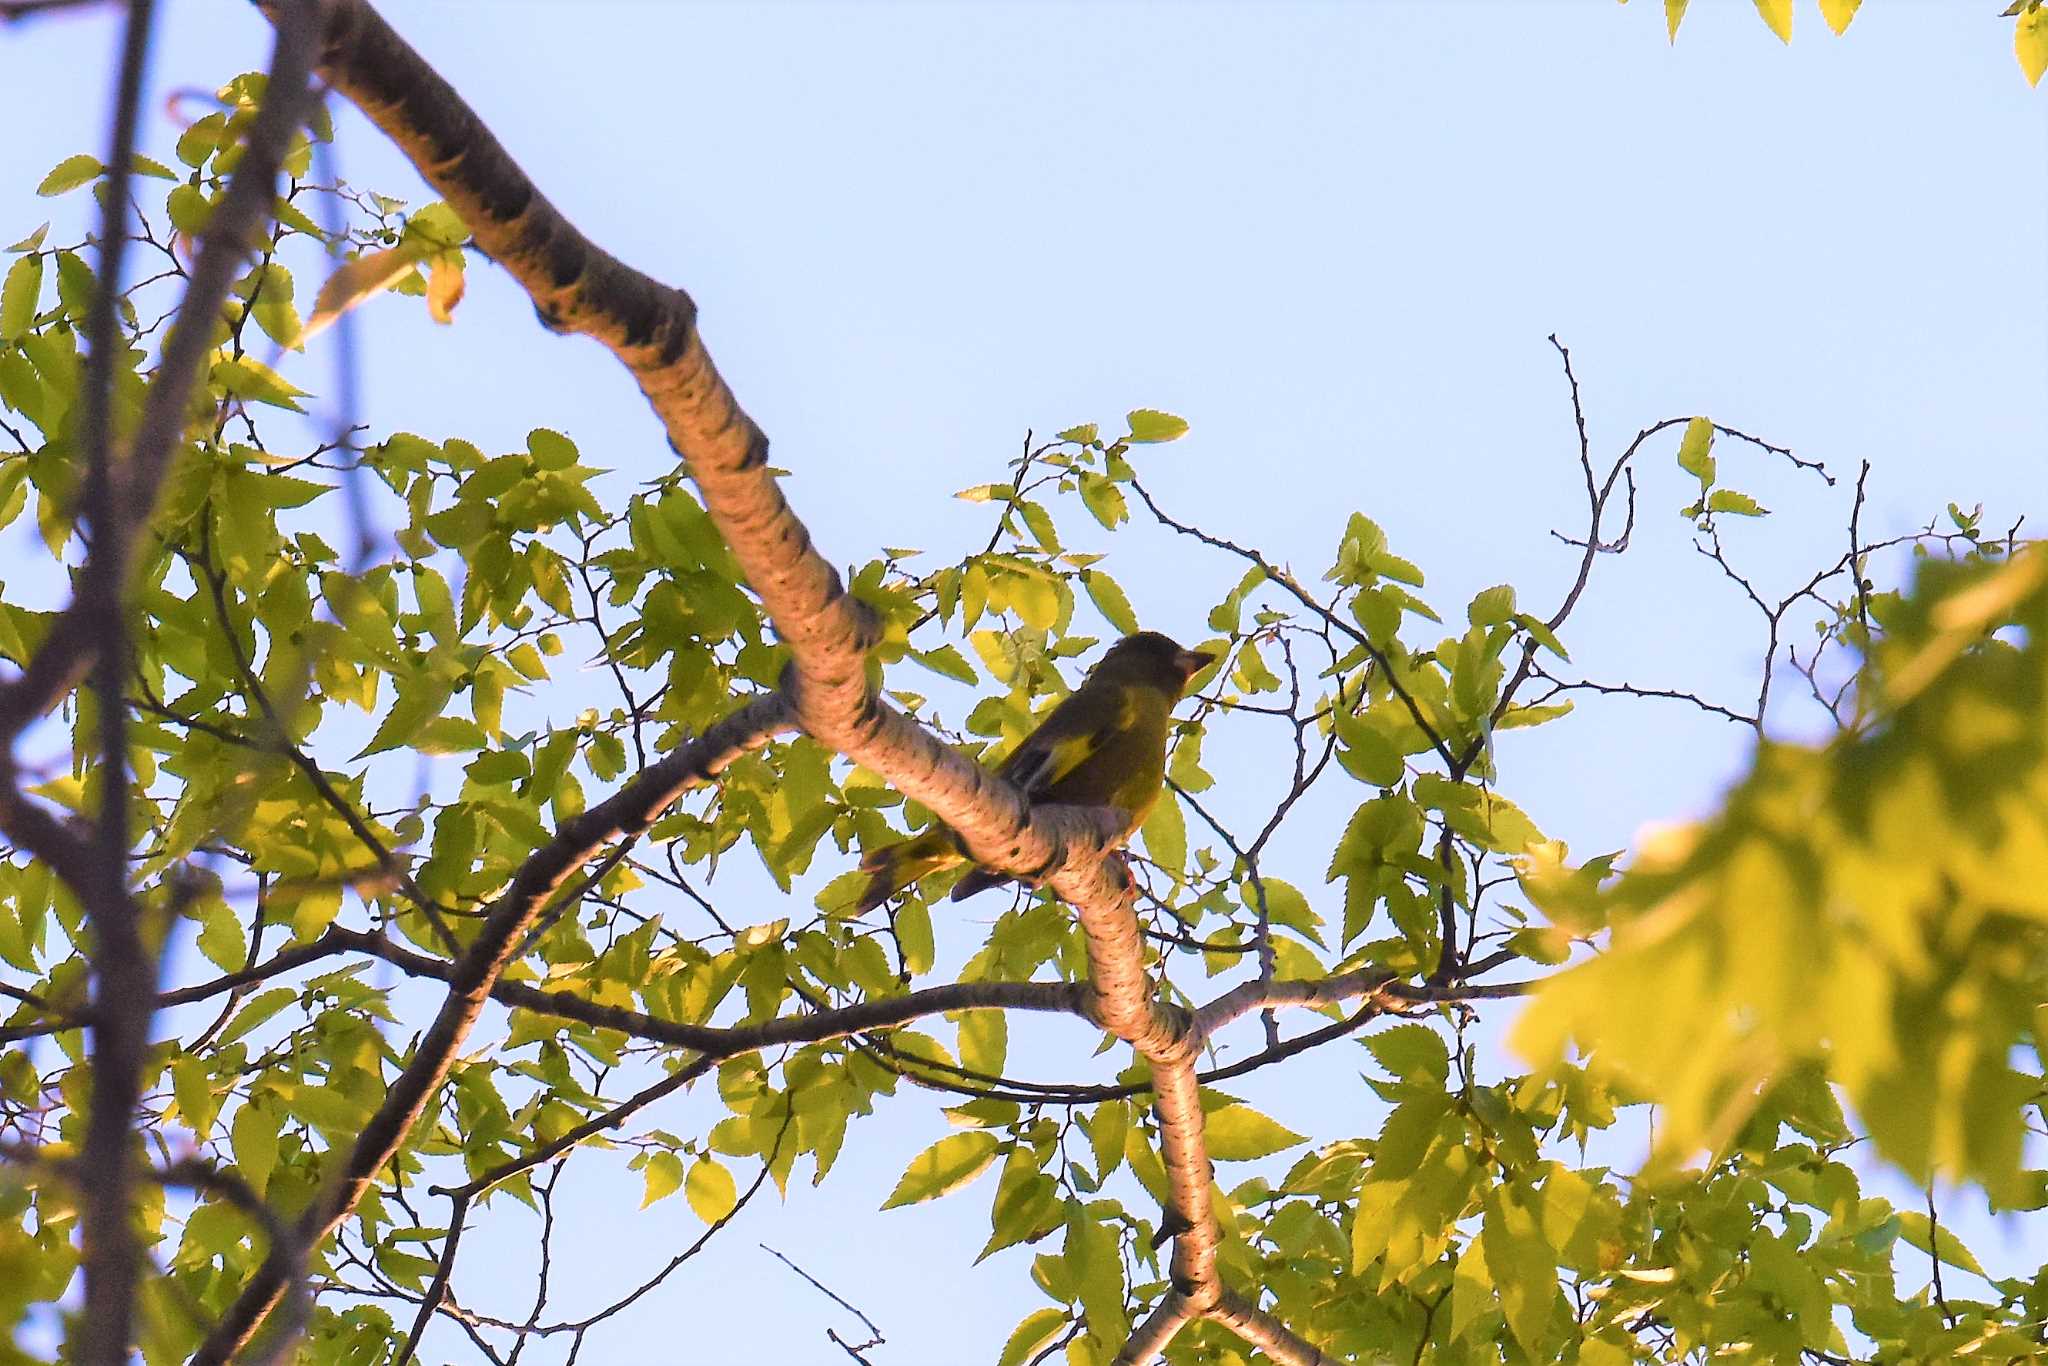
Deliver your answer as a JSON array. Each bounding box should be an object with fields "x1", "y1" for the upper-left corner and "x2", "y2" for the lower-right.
[{"x1": 996, "y1": 683, "x2": 1135, "y2": 799}]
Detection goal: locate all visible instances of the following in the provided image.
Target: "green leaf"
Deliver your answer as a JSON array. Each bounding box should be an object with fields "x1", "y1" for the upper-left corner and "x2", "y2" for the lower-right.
[
  {"x1": 1896, "y1": 1209, "x2": 1986, "y2": 1276},
  {"x1": 1450, "y1": 1240, "x2": 1494, "y2": 1342},
  {"x1": 1078, "y1": 473, "x2": 1126, "y2": 529},
  {"x1": 1512, "y1": 612, "x2": 1569, "y2": 662},
  {"x1": 981, "y1": 1151, "x2": 1061, "y2": 1260},
  {"x1": 0, "y1": 254, "x2": 41, "y2": 341},
  {"x1": 217, "y1": 987, "x2": 296, "y2": 1047},
  {"x1": 242, "y1": 263, "x2": 301, "y2": 348},
  {"x1": 1065, "y1": 1201, "x2": 1130, "y2": 1349},
  {"x1": 896, "y1": 897, "x2": 935, "y2": 976},
  {"x1": 1018, "y1": 499, "x2": 1060, "y2": 550},
  {"x1": 1333, "y1": 710, "x2": 1403, "y2": 787},
  {"x1": 912, "y1": 644, "x2": 977, "y2": 685},
  {"x1": 213, "y1": 356, "x2": 310, "y2": 412},
  {"x1": 171, "y1": 1055, "x2": 219, "y2": 1137},
  {"x1": 1675, "y1": 416, "x2": 1715, "y2": 490},
  {"x1": 1082, "y1": 569, "x2": 1138, "y2": 635},
  {"x1": 231, "y1": 1101, "x2": 279, "y2": 1197},
  {"x1": 1706, "y1": 489, "x2": 1769, "y2": 517},
  {"x1": 36, "y1": 154, "x2": 103, "y2": 197},
  {"x1": 685, "y1": 1155, "x2": 738, "y2": 1223},
  {"x1": 1468, "y1": 584, "x2": 1516, "y2": 628},
  {"x1": 1087, "y1": 1100, "x2": 1129, "y2": 1181},
  {"x1": 882, "y1": 1131, "x2": 1001, "y2": 1208},
  {"x1": 1204, "y1": 1104, "x2": 1308, "y2": 1161},
  {"x1": 998, "y1": 1308, "x2": 1069, "y2": 1366},
  {"x1": 640, "y1": 1151, "x2": 685, "y2": 1207},
  {"x1": 1482, "y1": 1182, "x2": 1559, "y2": 1356},
  {"x1": 955, "y1": 1008, "x2": 1008, "y2": 1077},
  {"x1": 1125, "y1": 408, "x2": 1189, "y2": 443},
  {"x1": 1367, "y1": 1024, "x2": 1451, "y2": 1086},
  {"x1": 1140, "y1": 792, "x2": 1186, "y2": 881}
]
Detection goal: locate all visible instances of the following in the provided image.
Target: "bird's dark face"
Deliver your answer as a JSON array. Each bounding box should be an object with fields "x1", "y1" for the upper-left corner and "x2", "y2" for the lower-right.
[{"x1": 1094, "y1": 631, "x2": 1218, "y2": 695}]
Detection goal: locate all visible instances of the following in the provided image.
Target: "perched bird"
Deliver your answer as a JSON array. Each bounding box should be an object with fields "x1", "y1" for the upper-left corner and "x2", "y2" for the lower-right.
[{"x1": 853, "y1": 631, "x2": 1216, "y2": 913}]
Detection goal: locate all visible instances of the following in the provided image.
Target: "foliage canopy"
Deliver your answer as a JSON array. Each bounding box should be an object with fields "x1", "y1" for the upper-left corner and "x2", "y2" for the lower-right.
[{"x1": 0, "y1": 5, "x2": 2042, "y2": 1366}]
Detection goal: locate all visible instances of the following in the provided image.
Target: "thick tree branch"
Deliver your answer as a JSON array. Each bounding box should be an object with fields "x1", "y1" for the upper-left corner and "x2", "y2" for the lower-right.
[
  {"x1": 235, "y1": 4, "x2": 1277, "y2": 1358},
  {"x1": 1209, "y1": 1289, "x2": 1336, "y2": 1366}
]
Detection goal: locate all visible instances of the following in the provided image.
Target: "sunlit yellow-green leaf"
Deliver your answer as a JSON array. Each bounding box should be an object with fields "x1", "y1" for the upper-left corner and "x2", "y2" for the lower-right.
[
  {"x1": 1205, "y1": 1104, "x2": 1308, "y2": 1161},
  {"x1": 36, "y1": 154, "x2": 102, "y2": 197},
  {"x1": 640, "y1": 1151, "x2": 685, "y2": 1207},
  {"x1": 882, "y1": 1131, "x2": 1002, "y2": 1208},
  {"x1": 0, "y1": 253, "x2": 40, "y2": 341},
  {"x1": 1125, "y1": 408, "x2": 1189, "y2": 443},
  {"x1": 686, "y1": 1156, "x2": 739, "y2": 1223}
]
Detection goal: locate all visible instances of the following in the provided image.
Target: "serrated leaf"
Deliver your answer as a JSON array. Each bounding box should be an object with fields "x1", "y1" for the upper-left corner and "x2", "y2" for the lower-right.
[
  {"x1": 1367, "y1": 1023, "x2": 1451, "y2": 1085},
  {"x1": 998, "y1": 1308, "x2": 1069, "y2": 1366},
  {"x1": 1675, "y1": 417, "x2": 1715, "y2": 490},
  {"x1": 231, "y1": 1101, "x2": 279, "y2": 1197},
  {"x1": 1706, "y1": 489, "x2": 1768, "y2": 517},
  {"x1": 882, "y1": 1130, "x2": 1001, "y2": 1208},
  {"x1": 1513, "y1": 612, "x2": 1569, "y2": 662},
  {"x1": 1468, "y1": 584, "x2": 1515, "y2": 628},
  {"x1": 1483, "y1": 1183, "x2": 1559, "y2": 1356},
  {"x1": 956, "y1": 1007, "x2": 1008, "y2": 1077},
  {"x1": 1204, "y1": 1104, "x2": 1307, "y2": 1161},
  {"x1": 1125, "y1": 408, "x2": 1189, "y2": 443},
  {"x1": 1140, "y1": 791, "x2": 1186, "y2": 882},
  {"x1": 217, "y1": 987, "x2": 296, "y2": 1047},
  {"x1": 1082, "y1": 569, "x2": 1138, "y2": 635},
  {"x1": 36, "y1": 154, "x2": 103, "y2": 197},
  {"x1": 0, "y1": 255, "x2": 41, "y2": 341},
  {"x1": 1896, "y1": 1209, "x2": 1986, "y2": 1276},
  {"x1": 213, "y1": 356, "x2": 310, "y2": 412},
  {"x1": 640, "y1": 1151, "x2": 684, "y2": 1207},
  {"x1": 912, "y1": 644, "x2": 977, "y2": 685}
]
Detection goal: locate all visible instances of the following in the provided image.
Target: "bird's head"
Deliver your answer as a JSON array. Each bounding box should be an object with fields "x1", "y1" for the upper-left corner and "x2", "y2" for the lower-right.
[{"x1": 1093, "y1": 631, "x2": 1217, "y2": 696}]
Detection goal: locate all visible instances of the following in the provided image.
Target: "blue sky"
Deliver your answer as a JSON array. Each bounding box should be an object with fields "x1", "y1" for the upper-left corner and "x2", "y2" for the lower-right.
[{"x1": 2, "y1": 2, "x2": 2044, "y2": 1361}]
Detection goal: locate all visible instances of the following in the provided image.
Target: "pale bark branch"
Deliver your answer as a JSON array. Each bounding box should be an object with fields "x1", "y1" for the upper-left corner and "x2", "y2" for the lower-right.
[
  {"x1": 216, "y1": 5, "x2": 1298, "y2": 1361},
  {"x1": 1208, "y1": 1289, "x2": 1337, "y2": 1366}
]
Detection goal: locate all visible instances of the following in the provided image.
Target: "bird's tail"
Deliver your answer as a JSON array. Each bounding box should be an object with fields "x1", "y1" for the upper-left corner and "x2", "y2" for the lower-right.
[
  {"x1": 853, "y1": 827, "x2": 961, "y2": 914},
  {"x1": 948, "y1": 868, "x2": 1015, "y2": 903}
]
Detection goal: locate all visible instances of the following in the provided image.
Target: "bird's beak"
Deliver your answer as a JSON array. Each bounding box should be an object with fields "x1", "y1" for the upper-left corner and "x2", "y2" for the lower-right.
[{"x1": 1175, "y1": 648, "x2": 1218, "y2": 685}]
